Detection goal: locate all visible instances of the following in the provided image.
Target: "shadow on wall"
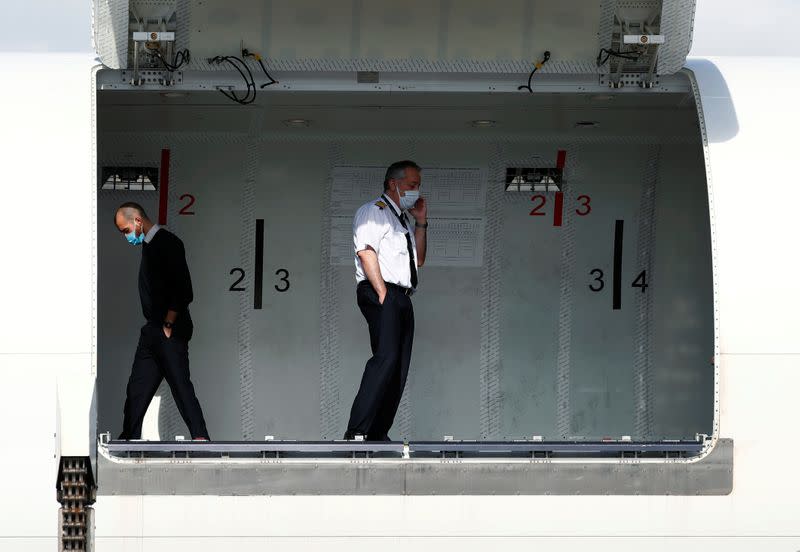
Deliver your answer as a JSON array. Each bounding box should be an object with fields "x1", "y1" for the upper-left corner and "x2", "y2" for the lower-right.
[{"x1": 685, "y1": 58, "x2": 739, "y2": 143}]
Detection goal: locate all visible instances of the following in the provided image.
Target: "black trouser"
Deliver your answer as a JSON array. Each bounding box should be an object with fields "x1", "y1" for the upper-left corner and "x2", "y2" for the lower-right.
[
  {"x1": 119, "y1": 323, "x2": 209, "y2": 440},
  {"x1": 346, "y1": 282, "x2": 415, "y2": 441}
]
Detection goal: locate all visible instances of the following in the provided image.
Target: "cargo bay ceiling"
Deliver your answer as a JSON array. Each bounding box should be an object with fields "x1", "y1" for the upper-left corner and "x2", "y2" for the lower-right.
[{"x1": 94, "y1": 0, "x2": 697, "y2": 80}]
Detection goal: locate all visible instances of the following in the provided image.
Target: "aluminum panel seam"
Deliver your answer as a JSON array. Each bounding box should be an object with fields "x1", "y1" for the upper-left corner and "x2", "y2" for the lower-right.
[
  {"x1": 556, "y1": 145, "x2": 578, "y2": 438},
  {"x1": 319, "y1": 143, "x2": 345, "y2": 440},
  {"x1": 99, "y1": 132, "x2": 701, "y2": 146},
  {"x1": 236, "y1": 117, "x2": 261, "y2": 440},
  {"x1": 682, "y1": 66, "x2": 721, "y2": 446},
  {"x1": 94, "y1": 0, "x2": 129, "y2": 69},
  {"x1": 175, "y1": 0, "x2": 191, "y2": 54},
  {"x1": 91, "y1": 65, "x2": 102, "y2": 378},
  {"x1": 658, "y1": 0, "x2": 697, "y2": 75},
  {"x1": 394, "y1": 138, "x2": 419, "y2": 441},
  {"x1": 598, "y1": 0, "x2": 617, "y2": 56},
  {"x1": 156, "y1": 144, "x2": 185, "y2": 440},
  {"x1": 479, "y1": 144, "x2": 505, "y2": 439},
  {"x1": 182, "y1": 58, "x2": 606, "y2": 75},
  {"x1": 633, "y1": 145, "x2": 660, "y2": 439}
]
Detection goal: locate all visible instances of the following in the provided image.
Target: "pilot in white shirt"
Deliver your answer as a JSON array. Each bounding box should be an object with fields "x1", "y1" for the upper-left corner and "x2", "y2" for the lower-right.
[
  {"x1": 344, "y1": 160, "x2": 428, "y2": 441},
  {"x1": 353, "y1": 192, "x2": 419, "y2": 289}
]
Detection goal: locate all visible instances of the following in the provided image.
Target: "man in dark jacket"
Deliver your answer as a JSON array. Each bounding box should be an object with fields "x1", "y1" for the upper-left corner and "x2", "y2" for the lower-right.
[{"x1": 114, "y1": 202, "x2": 210, "y2": 440}]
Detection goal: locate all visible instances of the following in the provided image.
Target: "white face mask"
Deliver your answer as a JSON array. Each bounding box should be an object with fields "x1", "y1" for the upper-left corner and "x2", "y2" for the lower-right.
[{"x1": 398, "y1": 190, "x2": 420, "y2": 210}]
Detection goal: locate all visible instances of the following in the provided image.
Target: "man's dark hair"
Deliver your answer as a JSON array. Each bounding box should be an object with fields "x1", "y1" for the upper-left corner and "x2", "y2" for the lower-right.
[
  {"x1": 383, "y1": 160, "x2": 421, "y2": 191},
  {"x1": 115, "y1": 202, "x2": 148, "y2": 225}
]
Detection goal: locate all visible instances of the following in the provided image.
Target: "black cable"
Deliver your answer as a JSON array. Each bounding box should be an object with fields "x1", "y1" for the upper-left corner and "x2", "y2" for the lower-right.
[
  {"x1": 154, "y1": 48, "x2": 191, "y2": 72},
  {"x1": 596, "y1": 48, "x2": 642, "y2": 67},
  {"x1": 222, "y1": 56, "x2": 255, "y2": 104},
  {"x1": 256, "y1": 58, "x2": 278, "y2": 88},
  {"x1": 518, "y1": 51, "x2": 551, "y2": 93},
  {"x1": 242, "y1": 49, "x2": 279, "y2": 88},
  {"x1": 210, "y1": 55, "x2": 257, "y2": 105}
]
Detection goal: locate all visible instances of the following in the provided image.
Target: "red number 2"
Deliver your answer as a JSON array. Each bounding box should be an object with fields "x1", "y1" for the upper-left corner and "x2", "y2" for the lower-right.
[
  {"x1": 179, "y1": 194, "x2": 196, "y2": 215},
  {"x1": 529, "y1": 195, "x2": 546, "y2": 216}
]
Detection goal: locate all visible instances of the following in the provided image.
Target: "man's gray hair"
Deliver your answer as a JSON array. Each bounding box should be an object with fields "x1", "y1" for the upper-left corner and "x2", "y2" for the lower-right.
[{"x1": 383, "y1": 160, "x2": 421, "y2": 190}]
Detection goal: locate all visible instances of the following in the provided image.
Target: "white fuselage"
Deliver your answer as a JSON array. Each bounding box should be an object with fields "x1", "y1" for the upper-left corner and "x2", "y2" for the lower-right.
[{"x1": 1, "y1": 4, "x2": 799, "y2": 550}]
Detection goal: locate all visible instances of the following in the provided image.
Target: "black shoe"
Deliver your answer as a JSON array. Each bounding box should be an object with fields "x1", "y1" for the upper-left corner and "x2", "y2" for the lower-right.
[
  {"x1": 343, "y1": 430, "x2": 356, "y2": 440},
  {"x1": 367, "y1": 434, "x2": 391, "y2": 442}
]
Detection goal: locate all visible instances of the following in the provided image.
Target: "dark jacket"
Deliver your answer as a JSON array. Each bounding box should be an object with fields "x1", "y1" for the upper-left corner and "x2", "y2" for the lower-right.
[{"x1": 139, "y1": 228, "x2": 194, "y2": 340}]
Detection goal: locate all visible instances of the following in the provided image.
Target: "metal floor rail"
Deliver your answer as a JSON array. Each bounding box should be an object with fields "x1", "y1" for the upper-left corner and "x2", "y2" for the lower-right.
[
  {"x1": 96, "y1": 438, "x2": 732, "y2": 495},
  {"x1": 103, "y1": 438, "x2": 704, "y2": 459}
]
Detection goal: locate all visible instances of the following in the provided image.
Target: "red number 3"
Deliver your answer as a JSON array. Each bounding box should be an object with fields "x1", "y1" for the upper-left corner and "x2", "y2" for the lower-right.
[{"x1": 576, "y1": 195, "x2": 591, "y2": 216}]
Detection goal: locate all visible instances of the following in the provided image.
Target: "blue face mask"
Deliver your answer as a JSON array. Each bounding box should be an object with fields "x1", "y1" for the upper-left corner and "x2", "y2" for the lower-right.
[{"x1": 125, "y1": 222, "x2": 144, "y2": 245}]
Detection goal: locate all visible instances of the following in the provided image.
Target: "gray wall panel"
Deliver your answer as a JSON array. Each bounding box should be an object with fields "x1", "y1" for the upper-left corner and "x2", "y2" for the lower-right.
[
  {"x1": 249, "y1": 141, "x2": 329, "y2": 439},
  {"x1": 567, "y1": 145, "x2": 645, "y2": 439},
  {"x1": 169, "y1": 142, "x2": 247, "y2": 439},
  {"x1": 97, "y1": 131, "x2": 713, "y2": 442},
  {"x1": 651, "y1": 143, "x2": 714, "y2": 438}
]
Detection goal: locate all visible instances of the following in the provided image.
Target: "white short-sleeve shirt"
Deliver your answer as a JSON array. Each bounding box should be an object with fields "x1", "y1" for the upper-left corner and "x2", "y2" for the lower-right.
[{"x1": 353, "y1": 195, "x2": 419, "y2": 289}]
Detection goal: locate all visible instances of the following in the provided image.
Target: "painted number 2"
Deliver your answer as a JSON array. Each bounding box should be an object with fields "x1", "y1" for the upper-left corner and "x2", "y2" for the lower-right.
[
  {"x1": 229, "y1": 268, "x2": 245, "y2": 291},
  {"x1": 230, "y1": 268, "x2": 291, "y2": 294},
  {"x1": 179, "y1": 194, "x2": 196, "y2": 215},
  {"x1": 529, "y1": 195, "x2": 547, "y2": 216},
  {"x1": 529, "y1": 194, "x2": 592, "y2": 218}
]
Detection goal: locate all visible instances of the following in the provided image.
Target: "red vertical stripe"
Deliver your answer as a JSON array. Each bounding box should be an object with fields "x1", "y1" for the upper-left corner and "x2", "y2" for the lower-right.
[
  {"x1": 553, "y1": 191, "x2": 564, "y2": 227},
  {"x1": 158, "y1": 148, "x2": 170, "y2": 225},
  {"x1": 556, "y1": 149, "x2": 567, "y2": 169}
]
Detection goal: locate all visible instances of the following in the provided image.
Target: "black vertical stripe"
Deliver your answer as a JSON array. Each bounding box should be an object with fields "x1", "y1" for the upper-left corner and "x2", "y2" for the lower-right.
[
  {"x1": 613, "y1": 219, "x2": 624, "y2": 310},
  {"x1": 254, "y1": 219, "x2": 264, "y2": 310}
]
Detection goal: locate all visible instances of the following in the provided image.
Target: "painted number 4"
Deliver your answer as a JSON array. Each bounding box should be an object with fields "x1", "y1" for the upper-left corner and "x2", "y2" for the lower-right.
[
  {"x1": 588, "y1": 270, "x2": 648, "y2": 293},
  {"x1": 631, "y1": 270, "x2": 648, "y2": 292}
]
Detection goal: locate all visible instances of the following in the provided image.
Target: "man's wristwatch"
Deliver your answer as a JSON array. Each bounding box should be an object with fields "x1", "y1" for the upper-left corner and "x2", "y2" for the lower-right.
[
  {"x1": 415, "y1": 221, "x2": 428, "y2": 228},
  {"x1": 163, "y1": 321, "x2": 174, "y2": 329}
]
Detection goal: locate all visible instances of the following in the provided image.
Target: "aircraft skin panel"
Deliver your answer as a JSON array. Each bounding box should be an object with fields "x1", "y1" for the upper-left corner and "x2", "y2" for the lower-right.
[
  {"x1": 2, "y1": 0, "x2": 800, "y2": 545},
  {"x1": 688, "y1": 56, "x2": 800, "y2": 354},
  {"x1": 90, "y1": 537, "x2": 800, "y2": 551},
  {"x1": 92, "y1": 57, "x2": 798, "y2": 547},
  {"x1": 90, "y1": 56, "x2": 800, "y2": 548},
  {"x1": 96, "y1": 0, "x2": 697, "y2": 76},
  {"x1": 88, "y1": 345, "x2": 796, "y2": 541},
  {"x1": 0, "y1": 53, "x2": 97, "y2": 550}
]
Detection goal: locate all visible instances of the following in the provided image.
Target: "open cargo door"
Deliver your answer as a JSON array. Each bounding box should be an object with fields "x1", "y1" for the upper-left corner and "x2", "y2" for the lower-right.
[
  {"x1": 93, "y1": 0, "x2": 715, "y2": 449},
  {"x1": 94, "y1": 0, "x2": 696, "y2": 86}
]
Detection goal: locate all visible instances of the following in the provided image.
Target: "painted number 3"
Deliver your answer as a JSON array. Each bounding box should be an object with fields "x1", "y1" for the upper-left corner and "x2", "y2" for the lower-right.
[
  {"x1": 588, "y1": 269, "x2": 648, "y2": 293},
  {"x1": 229, "y1": 268, "x2": 291, "y2": 293},
  {"x1": 589, "y1": 268, "x2": 604, "y2": 291},
  {"x1": 275, "y1": 269, "x2": 290, "y2": 292},
  {"x1": 529, "y1": 194, "x2": 592, "y2": 216},
  {"x1": 575, "y1": 195, "x2": 591, "y2": 216}
]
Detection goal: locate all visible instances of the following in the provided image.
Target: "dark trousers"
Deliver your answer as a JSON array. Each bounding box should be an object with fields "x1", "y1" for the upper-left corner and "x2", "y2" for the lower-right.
[
  {"x1": 119, "y1": 324, "x2": 209, "y2": 440},
  {"x1": 346, "y1": 282, "x2": 415, "y2": 441}
]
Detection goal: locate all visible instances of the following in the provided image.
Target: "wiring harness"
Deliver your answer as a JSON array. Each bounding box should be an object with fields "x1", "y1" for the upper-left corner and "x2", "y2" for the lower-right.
[
  {"x1": 518, "y1": 51, "x2": 551, "y2": 93},
  {"x1": 153, "y1": 48, "x2": 191, "y2": 72},
  {"x1": 209, "y1": 49, "x2": 279, "y2": 105},
  {"x1": 596, "y1": 47, "x2": 644, "y2": 67}
]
